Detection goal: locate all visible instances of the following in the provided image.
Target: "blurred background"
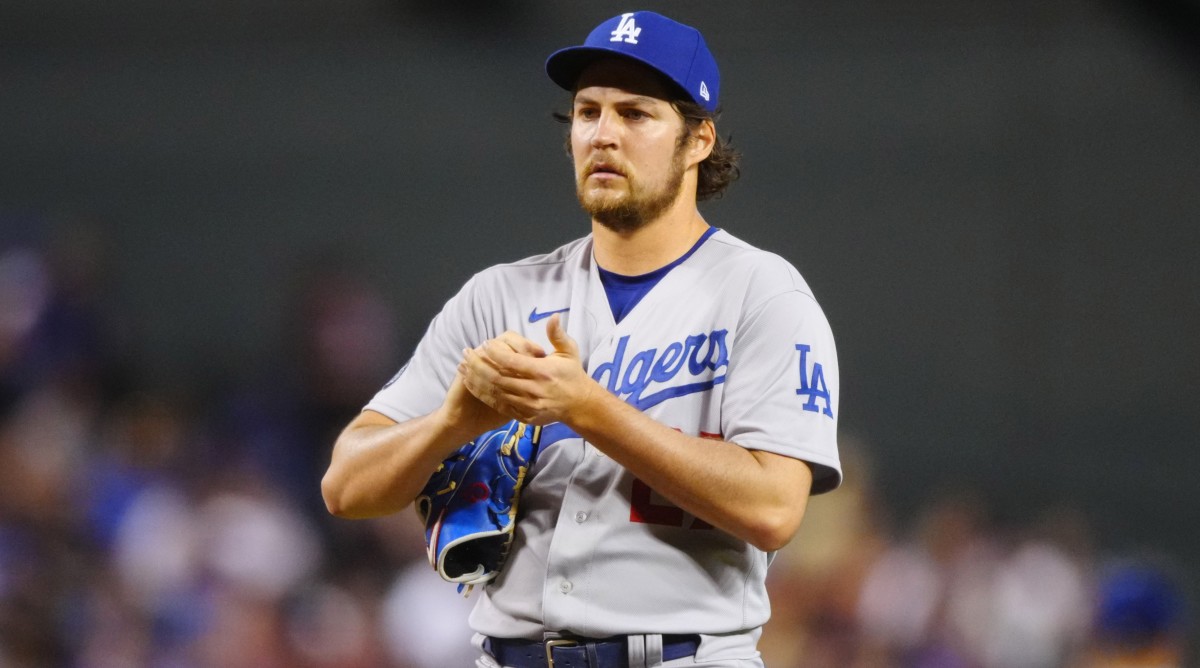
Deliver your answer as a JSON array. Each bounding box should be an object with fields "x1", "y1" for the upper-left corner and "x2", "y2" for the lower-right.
[{"x1": 1, "y1": 0, "x2": 1197, "y2": 666}]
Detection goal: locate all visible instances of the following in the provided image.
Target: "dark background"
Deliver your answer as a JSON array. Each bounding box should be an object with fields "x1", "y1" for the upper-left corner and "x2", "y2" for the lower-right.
[{"x1": 3, "y1": 0, "x2": 1198, "y2": 652}]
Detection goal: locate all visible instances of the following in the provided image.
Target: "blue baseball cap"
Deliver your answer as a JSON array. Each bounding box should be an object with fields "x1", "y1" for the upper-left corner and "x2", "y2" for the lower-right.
[{"x1": 545, "y1": 11, "x2": 720, "y2": 113}]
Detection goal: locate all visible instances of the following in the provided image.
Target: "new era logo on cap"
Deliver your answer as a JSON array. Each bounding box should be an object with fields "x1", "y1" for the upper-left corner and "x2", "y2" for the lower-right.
[{"x1": 545, "y1": 11, "x2": 721, "y2": 113}]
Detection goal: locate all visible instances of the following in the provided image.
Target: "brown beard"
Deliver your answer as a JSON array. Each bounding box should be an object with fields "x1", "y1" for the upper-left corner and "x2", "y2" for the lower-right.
[{"x1": 577, "y1": 142, "x2": 688, "y2": 234}]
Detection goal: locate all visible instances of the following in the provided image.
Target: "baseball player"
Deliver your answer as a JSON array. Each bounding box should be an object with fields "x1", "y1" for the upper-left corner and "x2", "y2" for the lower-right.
[{"x1": 322, "y1": 11, "x2": 841, "y2": 667}]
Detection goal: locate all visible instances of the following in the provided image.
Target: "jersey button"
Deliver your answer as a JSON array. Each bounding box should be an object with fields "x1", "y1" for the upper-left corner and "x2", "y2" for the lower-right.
[
  {"x1": 558, "y1": 580, "x2": 573, "y2": 594},
  {"x1": 574, "y1": 511, "x2": 588, "y2": 523}
]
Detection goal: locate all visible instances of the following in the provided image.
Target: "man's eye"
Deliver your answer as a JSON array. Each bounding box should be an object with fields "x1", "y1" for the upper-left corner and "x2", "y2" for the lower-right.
[
  {"x1": 623, "y1": 109, "x2": 647, "y2": 120},
  {"x1": 576, "y1": 108, "x2": 599, "y2": 119}
]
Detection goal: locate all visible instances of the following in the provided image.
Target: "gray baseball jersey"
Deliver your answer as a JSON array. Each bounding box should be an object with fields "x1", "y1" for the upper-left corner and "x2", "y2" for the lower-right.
[{"x1": 367, "y1": 228, "x2": 841, "y2": 651}]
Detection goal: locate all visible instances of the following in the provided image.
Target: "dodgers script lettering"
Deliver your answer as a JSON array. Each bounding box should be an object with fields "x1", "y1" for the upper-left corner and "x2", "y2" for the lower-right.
[{"x1": 592, "y1": 331, "x2": 729, "y2": 410}]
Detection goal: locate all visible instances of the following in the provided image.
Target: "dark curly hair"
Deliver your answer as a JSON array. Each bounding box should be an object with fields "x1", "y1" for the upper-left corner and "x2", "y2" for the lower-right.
[
  {"x1": 672, "y1": 99, "x2": 741, "y2": 201},
  {"x1": 554, "y1": 99, "x2": 741, "y2": 202}
]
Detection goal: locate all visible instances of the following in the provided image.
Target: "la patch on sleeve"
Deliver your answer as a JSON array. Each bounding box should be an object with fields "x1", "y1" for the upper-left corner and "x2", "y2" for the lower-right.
[{"x1": 795, "y1": 344, "x2": 834, "y2": 418}]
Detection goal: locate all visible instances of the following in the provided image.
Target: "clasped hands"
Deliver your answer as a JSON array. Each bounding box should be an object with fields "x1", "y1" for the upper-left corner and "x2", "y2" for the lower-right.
[{"x1": 457, "y1": 313, "x2": 597, "y2": 427}]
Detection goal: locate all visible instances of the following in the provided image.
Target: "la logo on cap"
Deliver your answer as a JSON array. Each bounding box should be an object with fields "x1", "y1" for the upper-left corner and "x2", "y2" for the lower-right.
[{"x1": 610, "y1": 13, "x2": 641, "y2": 44}]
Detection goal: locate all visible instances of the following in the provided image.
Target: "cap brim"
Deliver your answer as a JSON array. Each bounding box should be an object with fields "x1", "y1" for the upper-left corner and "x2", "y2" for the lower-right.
[{"x1": 545, "y1": 45, "x2": 688, "y2": 100}]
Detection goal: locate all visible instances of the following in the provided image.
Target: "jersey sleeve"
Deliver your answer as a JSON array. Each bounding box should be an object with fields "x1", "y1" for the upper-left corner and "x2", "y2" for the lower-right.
[
  {"x1": 364, "y1": 276, "x2": 487, "y2": 423},
  {"x1": 721, "y1": 289, "x2": 842, "y2": 494}
]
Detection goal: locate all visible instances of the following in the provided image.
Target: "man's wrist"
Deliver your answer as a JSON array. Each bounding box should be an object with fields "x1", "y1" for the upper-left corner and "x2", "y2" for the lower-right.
[
  {"x1": 430, "y1": 406, "x2": 483, "y2": 447},
  {"x1": 565, "y1": 378, "x2": 621, "y2": 437}
]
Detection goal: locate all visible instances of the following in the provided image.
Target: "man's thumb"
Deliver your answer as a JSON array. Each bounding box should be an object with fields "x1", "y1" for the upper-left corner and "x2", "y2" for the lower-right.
[{"x1": 547, "y1": 313, "x2": 578, "y2": 358}]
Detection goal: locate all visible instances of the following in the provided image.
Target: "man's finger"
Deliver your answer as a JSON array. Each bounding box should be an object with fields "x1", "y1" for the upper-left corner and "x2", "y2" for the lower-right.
[
  {"x1": 498, "y1": 331, "x2": 547, "y2": 358},
  {"x1": 478, "y1": 341, "x2": 543, "y2": 378},
  {"x1": 460, "y1": 348, "x2": 503, "y2": 389},
  {"x1": 546, "y1": 313, "x2": 579, "y2": 359}
]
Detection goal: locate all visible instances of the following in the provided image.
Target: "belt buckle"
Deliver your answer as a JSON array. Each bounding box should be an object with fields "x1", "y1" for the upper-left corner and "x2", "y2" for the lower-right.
[{"x1": 544, "y1": 638, "x2": 579, "y2": 668}]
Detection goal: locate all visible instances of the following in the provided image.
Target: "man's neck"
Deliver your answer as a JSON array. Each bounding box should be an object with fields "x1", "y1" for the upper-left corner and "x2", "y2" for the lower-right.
[{"x1": 591, "y1": 203, "x2": 710, "y2": 276}]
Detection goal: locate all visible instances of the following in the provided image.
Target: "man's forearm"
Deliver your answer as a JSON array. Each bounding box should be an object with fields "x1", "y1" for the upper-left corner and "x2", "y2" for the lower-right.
[
  {"x1": 321, "y1": 409, "x2": 478, "y2": 519},
  {"x1": 567, "y1": 389, "x2": 814, "y2": 552}
]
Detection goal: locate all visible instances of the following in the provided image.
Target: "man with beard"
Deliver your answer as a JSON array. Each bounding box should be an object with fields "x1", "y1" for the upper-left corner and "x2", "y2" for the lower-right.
[{"x1": 322, "y1": 11, "x2": 842, "y2": 667}]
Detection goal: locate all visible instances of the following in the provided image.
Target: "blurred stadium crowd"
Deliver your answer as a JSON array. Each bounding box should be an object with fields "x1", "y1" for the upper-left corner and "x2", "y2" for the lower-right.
[{"x1": 0, "y1": 231, "x2": 1189, "y2": 667}]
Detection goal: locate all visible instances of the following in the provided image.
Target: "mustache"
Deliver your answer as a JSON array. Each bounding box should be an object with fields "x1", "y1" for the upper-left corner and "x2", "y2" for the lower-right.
[{"x1": 582, "y1": 155, "x2": 629, "y2": 177}]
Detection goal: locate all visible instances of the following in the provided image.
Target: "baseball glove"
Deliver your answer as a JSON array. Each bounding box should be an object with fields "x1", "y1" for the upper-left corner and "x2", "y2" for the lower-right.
[{"x1": 415, "y1": 420, "x2": 542, "y2": 594}]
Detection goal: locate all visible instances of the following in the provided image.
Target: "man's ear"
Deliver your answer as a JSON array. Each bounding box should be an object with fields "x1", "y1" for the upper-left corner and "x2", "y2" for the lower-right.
[{"x1": 688, "y1": 119, "x2": 716, "y2": 166}]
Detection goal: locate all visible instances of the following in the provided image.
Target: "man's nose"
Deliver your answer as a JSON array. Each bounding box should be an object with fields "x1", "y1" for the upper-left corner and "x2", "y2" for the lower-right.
[{"x1": 590, "y1": 110, "x2": 619, "y2": 149}]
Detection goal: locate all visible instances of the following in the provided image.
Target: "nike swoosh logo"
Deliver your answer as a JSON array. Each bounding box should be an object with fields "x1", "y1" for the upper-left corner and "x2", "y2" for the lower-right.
[{"x1": 528, "y1": 307, "x2": 570, "y2": 323}]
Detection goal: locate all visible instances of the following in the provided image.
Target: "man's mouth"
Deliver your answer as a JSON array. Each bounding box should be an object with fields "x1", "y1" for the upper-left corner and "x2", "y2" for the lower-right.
[{"x1": 587, "y1": 161, "x2": 625, "y2": 178}]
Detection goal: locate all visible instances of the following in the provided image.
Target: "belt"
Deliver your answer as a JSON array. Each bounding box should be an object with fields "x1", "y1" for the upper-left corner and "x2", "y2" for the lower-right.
[{"x1": 484, "y1": 634, "x2": 701, "y2": 668}]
